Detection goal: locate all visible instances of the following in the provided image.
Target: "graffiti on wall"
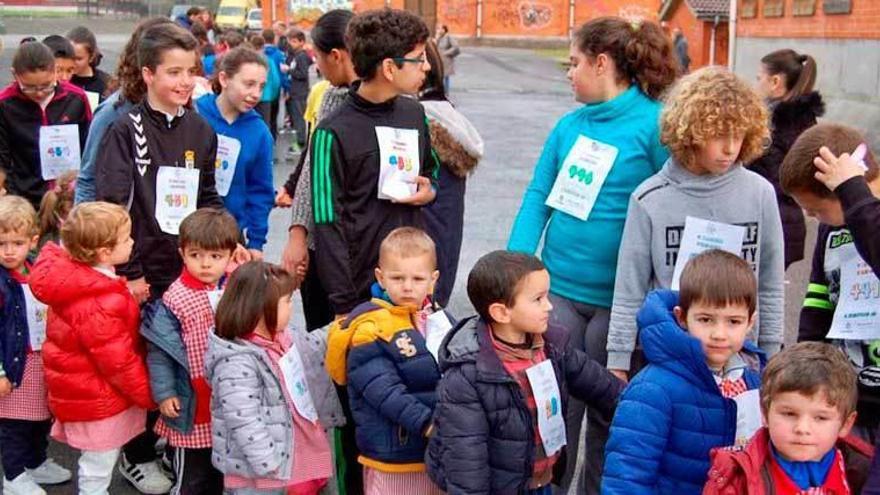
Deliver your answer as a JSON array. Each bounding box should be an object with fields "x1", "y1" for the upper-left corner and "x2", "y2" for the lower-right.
[{"x1": 491, "y1": 1, "x2": 553, "y2": 30}]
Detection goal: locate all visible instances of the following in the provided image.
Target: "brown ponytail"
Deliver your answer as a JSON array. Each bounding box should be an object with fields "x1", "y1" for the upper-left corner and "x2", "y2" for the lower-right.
[
  {"x1": 573, "y1": 17, "x2": 679, "y2": 100},
  {"x1": 38, "y1": 170, "x2": 77, "y2": 243},
  {"x1": 209, "y1": 46, "x2": 269, "y2": 95},
  {"x1": 761, "y1": 49, "x2": 817, "y2": 101}
]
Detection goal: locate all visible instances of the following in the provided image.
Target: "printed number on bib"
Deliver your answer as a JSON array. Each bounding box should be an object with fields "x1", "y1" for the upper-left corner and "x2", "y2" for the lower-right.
[
  {"x1": 828, "y1": 252, "x2": 880, "y2": 341},
  {"x1": 22, "y1": 285, "x2": 47, "y2": 351},
  {"x1": 39, "y1": 124, "x2": 81, "y2": 180},
  {"x1": 670, "y1": 216, "x2": 747, "y2": 290},
  {"x1": 278, "y1": 346, "x2": 319, "y2": 423},
  {"x1": 375, "y1": 126, "x2": 420, "y2": 201},
  {"x1": 545, "y1": 135, "x2": 619, "y2": 221},
  {"x1": 214, "y1": 135, "x2": 241, "y2": 197},
  {"x1": 525, "y1": 360, "x2": 566, "y2": 456},
  {"x1": 155, "y1": 166, "x2": 200, "y2": 235}
]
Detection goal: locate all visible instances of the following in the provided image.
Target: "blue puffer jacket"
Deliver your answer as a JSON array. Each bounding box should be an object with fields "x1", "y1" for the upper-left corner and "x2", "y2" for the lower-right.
[
  {"x1": 0, "y1": 267, "x2": 29, "y2": 386},
  {"x1": 426, "y1": 317, "x2": 624, "y2": 494},
  {"x1": 601, "y1": 290, "x2": 765, "y2": 495}
]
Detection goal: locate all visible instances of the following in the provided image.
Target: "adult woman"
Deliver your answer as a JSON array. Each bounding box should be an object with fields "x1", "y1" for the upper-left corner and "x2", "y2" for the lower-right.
[{"x1": 434, "y1": 24, "x2": 459, "y2": 90}]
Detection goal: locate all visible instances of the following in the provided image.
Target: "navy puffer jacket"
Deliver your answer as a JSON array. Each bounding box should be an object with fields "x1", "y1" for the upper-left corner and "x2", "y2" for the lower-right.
[
  {"x1": 426, "y1": 317, "x2": 623, "y2": 494},
  {"x1": 0, "y1": 266, "x2": 29, "y2": 387}
]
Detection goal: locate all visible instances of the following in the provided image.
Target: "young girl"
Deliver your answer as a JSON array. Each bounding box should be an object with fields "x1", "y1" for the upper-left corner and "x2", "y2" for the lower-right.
[
  {"x1": 29, "y1": 202, "x2": 155, "y2": 495},
  {"x1": 206, "y1": 261, "x2": 332, "y2": 495},
  {"x1": 67, "y1": 26, "x2": 111, "y2": 108},
  {"x1": 0, "y1": 196, "x2": 71, "y2": 495},
  {"x1": 751, "y1": 49, "x2": 823, "y2": 269},
  {"x1": 506, "y1": 16, "x2": 678, "y2": 492},
  {"x1": 195, "y1": 47, "x2": 275, "y2": 261},
  {"x1": 37, "y1": 170, "x2": 76, "y2": 249},
  {"x1": 0, "y1": 41, "x2": 90, "y2": 209}
]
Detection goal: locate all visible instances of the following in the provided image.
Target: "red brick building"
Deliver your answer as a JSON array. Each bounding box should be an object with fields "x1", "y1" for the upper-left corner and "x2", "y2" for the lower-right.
[{"x1": 659, "y1": 0, "x2": 729, "y2": 68}]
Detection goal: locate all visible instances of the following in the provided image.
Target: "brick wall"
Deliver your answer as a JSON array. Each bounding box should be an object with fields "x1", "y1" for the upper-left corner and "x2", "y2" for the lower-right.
[{"x1": 737, "y1": 0, "x2": 880, "y2": 39}]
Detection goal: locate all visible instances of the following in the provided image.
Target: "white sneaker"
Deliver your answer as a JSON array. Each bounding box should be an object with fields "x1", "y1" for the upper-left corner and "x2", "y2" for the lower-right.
[
  {"x1": 27, "y1": 458, "x2": 72, "y2": 485},
  {"x1": 117, "y1": 455, "x2": 173, "y2": 495},
  {"x1": 3, "y1": 472, "x2": 46, "y2": 495}
]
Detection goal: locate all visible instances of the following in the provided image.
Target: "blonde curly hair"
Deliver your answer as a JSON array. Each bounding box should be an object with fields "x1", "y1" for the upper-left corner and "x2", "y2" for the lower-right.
[{"x1": 660, "y1": 66, "x2": 769, "y2": 169}]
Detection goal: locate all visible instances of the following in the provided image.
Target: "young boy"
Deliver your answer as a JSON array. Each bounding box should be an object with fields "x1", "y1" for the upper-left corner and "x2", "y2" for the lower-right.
[
  {"x1": 608, "y1": 66, "x2": 785, "y2": 382},
  {"x1": 426, "y1": 250, "x2": 623, "y2": 495},
  {"x1": 141, "y1": 208, "x2": 238, "y2": 494},
  {"x1": 325, "y1": 227, "x2": 445, "y2": 494},
  {"x1": 602, "y1": 249, "x2": 766, "y2": 495},
  {"x1": 779, "y1": 123, "x2": 880, "y2": 444},
  {"x1": 0, "y1": 196, "x2": 72, "y2": 494},
  {"x1": 0, "y1": 41, "x2": 90, "y2": 208},
  {"x1": 705, "y1": 341, "x2": 874, "y2": 494},
  {"x1": 285, "y1": 28, "x2": 311, "y2": 152},
  {"x1": 41, "y1": 35, "x2": 76, "y2": 83},
  {"x1": 311, "y1": 8, "x2": 439, "y2": 319},
  {"x1": 95, "y1": 23, "x2": 224, "y2": 303}
]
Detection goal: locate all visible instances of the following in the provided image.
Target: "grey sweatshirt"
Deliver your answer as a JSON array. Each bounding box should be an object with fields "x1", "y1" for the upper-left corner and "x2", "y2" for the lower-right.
[{"x1": 606, "y1": 159, "x2": 785, "y2": 372}]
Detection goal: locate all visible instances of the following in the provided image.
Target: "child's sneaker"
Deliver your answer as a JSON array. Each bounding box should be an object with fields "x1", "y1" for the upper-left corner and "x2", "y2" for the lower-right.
[
  {"x1": 27, "y1": 458, "x2": 72, "y2": 484},
  {"x1": 3, "y1": 472, "x2": 46, "y2": 495},
  {"x1": 118, "y1": 454, "x2": 174, "y2": 495}
]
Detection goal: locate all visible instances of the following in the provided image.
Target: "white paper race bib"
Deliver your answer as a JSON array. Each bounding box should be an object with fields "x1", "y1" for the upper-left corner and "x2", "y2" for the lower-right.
[
  {"x1": 207, "y1": 289, "x2": 223, "y2": 314},
  {"x1": 375, "y1": 126, "x2": 420, "y2": 201},
  {"x1": 732, "y1": 389, "x2": 761, "y2": 446},
  {"x1": 21, "y1": 285, "x2": 47, "y2": 351},
  {"x1": 214, "y1": 135, "x2": 241, "y2": 197},
  {"x1": 85, "y1": 91, "x2": 100, "y2": 113},
  {"x1": 670, "y1": 216, "x2": 747, "y2": 290},
  {"x1": 545, "y1": 135, "x2": 619, "y2": 221},
  {"x1": 828, "y1": 253, "x2": 880, "y2": 341},
  {"x1": 278, "y1": 346, "x2": 319, "y2": 423},
  {"x1": 425, "y1": 311, "x2": 453, "y2": 362},
  {"x1": 525, "y1": 359, "x2": 566, "y2": 456},
  {"x1": 155, "y1": 166, "x2": 199, "y2": 235},
  {"x1": 39, "y1": 124, "x2": 81, "y2": 180}
]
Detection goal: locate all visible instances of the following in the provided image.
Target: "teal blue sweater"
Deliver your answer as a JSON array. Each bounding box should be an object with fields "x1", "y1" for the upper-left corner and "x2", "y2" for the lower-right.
[{"x1": 508, "y1": 86, "x2": 668, "y2": 307}]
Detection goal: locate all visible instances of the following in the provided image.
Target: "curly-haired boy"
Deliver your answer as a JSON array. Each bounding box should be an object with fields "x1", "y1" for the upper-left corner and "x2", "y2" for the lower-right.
[{"x1": 606, "y1": 66, "x2": 785, "y2": 382}]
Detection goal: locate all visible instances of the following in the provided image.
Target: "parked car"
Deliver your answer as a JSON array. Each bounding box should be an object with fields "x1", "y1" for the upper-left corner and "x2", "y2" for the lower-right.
[{"x1": 246, "y1": 8, "x2": 262, "y2": 33}]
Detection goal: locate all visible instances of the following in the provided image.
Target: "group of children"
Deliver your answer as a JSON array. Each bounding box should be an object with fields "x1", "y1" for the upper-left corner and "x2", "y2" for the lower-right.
[{"x1": 0, "y1": 7, "x2": 879, "y2": 495}]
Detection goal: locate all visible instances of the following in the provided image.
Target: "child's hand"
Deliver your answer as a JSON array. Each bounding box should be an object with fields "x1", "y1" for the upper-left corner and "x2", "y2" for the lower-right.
[
  {"x1": 159, "y1": 397, "x2": 181, "y2": 418},
  {"x1": 127, "y1": 277, "x2": 151, "y2": 304},
  {"x1": 0, "y1": 378, "x2": 12, "y2": 397},
  {"x1": 814, "y1": 145, "x2": 867, "y2": 192},
  {"x1": 275, "y1": 189, "x2": 293, "y2": 207},
  {"x1": 394, "y1": 176, "x2": 436, "y2": 206},
  {"x1": 609, "y1": 369, "x2": 629, "y2": 385},
  {"x1": 248, "y1": 249, "x2": 264, "y2": 262}
]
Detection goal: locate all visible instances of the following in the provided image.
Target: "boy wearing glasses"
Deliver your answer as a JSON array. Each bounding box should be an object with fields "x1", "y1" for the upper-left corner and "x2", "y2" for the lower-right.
[
  {"x1": 0, "y1": 41, "x2": 91, "y2": 208},
  {"x1": 310, "y1": 8, "x2": 439, "y2": 321}
]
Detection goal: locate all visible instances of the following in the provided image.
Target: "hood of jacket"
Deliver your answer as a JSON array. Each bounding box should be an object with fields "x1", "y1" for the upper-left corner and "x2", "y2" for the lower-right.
[
  {"x1": 656, "y1": 158, "x2": 749, "y2": 199},
  {"x1": 204, "y1": 331, "x2": 265, "y2": 382},
  {"x1": 195, "y1": 93, "x2": 264, "y2": 131},
  {"x1": 421, "y1": 100, "x2": 483, "y2": 178},
  {"x1": 638, "y1": 289, "x2": 765, "y2": 392},
  {"x1": 29, "y1": 242, "x2": 128, "y2": 308},
  {"x1": 772, "y1": 91, "x2": 825, "y2": 127}
]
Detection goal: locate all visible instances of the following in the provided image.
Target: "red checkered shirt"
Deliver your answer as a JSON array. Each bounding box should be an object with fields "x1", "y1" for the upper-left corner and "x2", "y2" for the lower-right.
[{"x1": 154, "y1": 271, "x2": 217, "y2": 449}]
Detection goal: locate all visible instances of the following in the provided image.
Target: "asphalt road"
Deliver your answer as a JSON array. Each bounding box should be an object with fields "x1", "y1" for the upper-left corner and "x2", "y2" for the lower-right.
[{"x1": 0, "y1": 18, "x2": 814, "y2": 494}]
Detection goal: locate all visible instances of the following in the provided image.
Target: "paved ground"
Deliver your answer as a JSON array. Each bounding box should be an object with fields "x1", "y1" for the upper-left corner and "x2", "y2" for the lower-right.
[{"x1": 0, "y1": 18, "x2": 814, "y2": 493}]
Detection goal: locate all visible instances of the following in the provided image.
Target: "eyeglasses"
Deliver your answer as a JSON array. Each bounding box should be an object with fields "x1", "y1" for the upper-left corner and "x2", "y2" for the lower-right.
[
  {"x1": 18, "y1": 82, "x2": 56, "y2": 95},
  {"x1": 392, "y1": 56, "x2": 428, "y2": 67}
]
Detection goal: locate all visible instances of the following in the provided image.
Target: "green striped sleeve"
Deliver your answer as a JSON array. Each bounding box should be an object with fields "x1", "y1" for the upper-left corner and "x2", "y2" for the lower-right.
[
  {"x1": 430, "y1": 148, "x2": 441, "y2": 181},
  {"x1": 312, "y1": 129, "x2": 336, "y2": 225},
  {"x1": 807, "y1": 283, "x2": 829, "y2": 295},
  {"x1": 803, "y1": 298, "x2": 834, "y2": 310}
]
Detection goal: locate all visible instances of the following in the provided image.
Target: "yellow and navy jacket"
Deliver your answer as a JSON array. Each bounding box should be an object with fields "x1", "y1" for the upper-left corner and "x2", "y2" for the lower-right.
[
  {"x1": 326, "y1": 298, "x2": 440, "y2": 473},
  {"x1": 310, "y1": 83, "x2": 440, "y2": 315}
]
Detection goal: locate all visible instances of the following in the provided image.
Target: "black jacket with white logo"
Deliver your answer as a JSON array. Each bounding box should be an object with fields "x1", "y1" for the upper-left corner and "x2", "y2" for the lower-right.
[{"x1": 95, "y1": 100, "x2": 221, "y2": 295}]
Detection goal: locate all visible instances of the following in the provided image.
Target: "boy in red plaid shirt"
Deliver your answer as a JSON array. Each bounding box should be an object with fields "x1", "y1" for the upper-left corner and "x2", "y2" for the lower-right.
[{"x1": 140, "y1": 208, "x2": 238, "y2": 494}]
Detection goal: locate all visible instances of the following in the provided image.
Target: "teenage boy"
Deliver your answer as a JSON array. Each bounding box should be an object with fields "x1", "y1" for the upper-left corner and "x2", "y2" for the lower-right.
[
  {"x1": 779, "y1": 123, "x2": 880, "y2": 442},
  {"x1": 426, "y1": 250, "x2": 623, "y2": 494},
  {"x1": 311, "y1": 8, "x2": 439, "y2": 319},
  {"x1": 285, "y1": 28, "x2": 311, "y2": 153},
  {"x1": 41, "y1": 35, "x2": 76, "y2": 82},
  {"x1": 706, "y1": 341, "x2": 874, "y2": 494},
  {"x1": 602, "y1": 250, "x2": 766, "y2": 495}
]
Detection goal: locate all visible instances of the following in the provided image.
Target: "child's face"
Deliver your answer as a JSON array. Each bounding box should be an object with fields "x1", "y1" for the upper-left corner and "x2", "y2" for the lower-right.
[
  {"x1": 674, "y1": 300, "x2": 754, "y2": 370},
  {"x1": 691, "y1": 135, "x2": 744, "y2": 175},
  {"x1": 143, "y1": 48, "x2": 199, "y2": 110},
  {"x1": 276, "y1": 293, "x2": 292, "y2": 332},
  {"x1": 755, "y1": 64, "x2": 785, "y2": 100},
  {"x1": 567, "y1": 44, "x2": 600, "y2": 104},
  {"x1": 289, "y1": 38, "x2": 305, "y2": 51},
  {"x1": 375, "y1": 252, "x2": 439, "y2": 309},
  {"x1": 791, "y1": 189, "x2": 845, "y2": 227},
  {"x1": 54, "y1": 57, "x2": 76, "y2": 82},
  {"x1": 220, "y1": 62, "x2": 266, "y2": 115},
  {"x1": 0, "y1": 229, "x2": 38, "y2": 272},
  {"x1": 765, "y1": 390, "x2": 856, "y2": 462},
  {"x1": 180, "y1": 245, "x2": 232, "y2": 286},
  {"x1": 72, "y1": 43, "x2": 94, "y2": 76},
  {"x1": 388, "y1": 43, "x2": 429, "y2": 95},
  {"x1": 13, "y1": 69, "x2": 57, "y2": 104},
  {"x1": 106, "y1": 224, "x2": 134, "y2": 266},
  {"x1": 493, "y1": 269, "x2": 554, "y2": 334}
]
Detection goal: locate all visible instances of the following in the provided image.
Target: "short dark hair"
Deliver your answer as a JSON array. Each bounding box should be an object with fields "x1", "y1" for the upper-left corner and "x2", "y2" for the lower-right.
[
  {"x1": 13, "y1": 41, "x2": 55, "y2": 73},
  {"x1": 249, "y1": 34, "x2": 266, "y2": 50},
  {"x1": 346, "y1": 8, "x2": 430, "y2": 80},
  {"x1": 215, "y1": 261, "x2": 296, "y2": 339},
  {"x1": 780, "y1": 123, "x2": 879, "y2": 199},
  {"x1": 467, "y1": 250, "x2": 546, "y2": 322},
  {"x1": 221, "y1": 30, "x2": 244, "y2": 49},
  {"x1": 761, "y1": 342, "x2": 857, "y2": 418},
  {"x1": 287, "y1": 28, "x2": 306, "y2": 43},
  {"x1": 42, "y1": 34, "x2": 75, "y2": 60},
  {"x1": 678, "y1": 249, "x2": 757, "y2": 317},
  {"x1": 178, "y1": 208, "x2": 239, "y2": 252},
  {"x1": 186, "y1": 6, "x2": 205, "y2": 17},
  {"x1": 312, "y1": 9, "x2": 354, "y2": 54},
  {"x1": 261, "y1": 28, "x2": 275, "y2": 44},
  {"x1": 138, "y1": 23, "x2": 198, "y2": 72}
]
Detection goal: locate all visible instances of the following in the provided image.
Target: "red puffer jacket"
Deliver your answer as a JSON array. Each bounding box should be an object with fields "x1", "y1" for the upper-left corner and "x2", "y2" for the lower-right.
[{"x1": 29, "y1": 243, "x2": 155, "y2": 422}]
